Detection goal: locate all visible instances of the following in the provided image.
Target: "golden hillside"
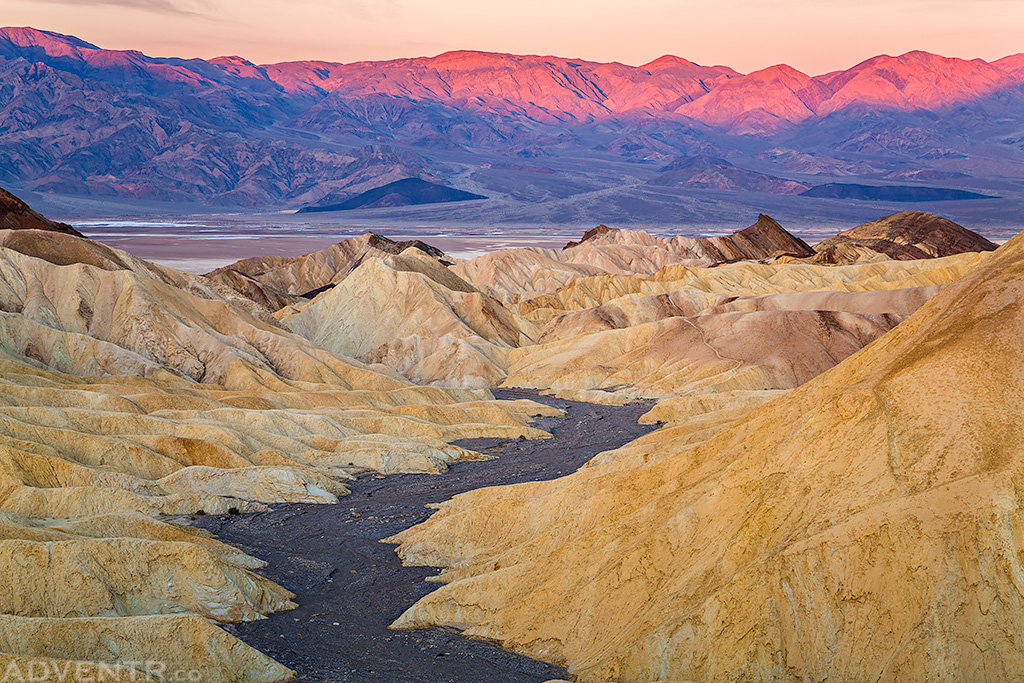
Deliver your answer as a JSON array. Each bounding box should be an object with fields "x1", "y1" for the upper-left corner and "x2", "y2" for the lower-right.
[
  {"x1": 0, "y1": 226, "x2": 558, "y2": 680},
  {"x1": 389, "y1": 230, "x2": 1024, "y2": 682}
]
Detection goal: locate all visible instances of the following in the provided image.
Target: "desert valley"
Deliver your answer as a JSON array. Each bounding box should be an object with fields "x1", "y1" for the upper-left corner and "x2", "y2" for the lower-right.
[
  {"x1": 3, "y1": 26, "x2": 1024, "y2": 235},
  {"x1": 0, "y1": 177, "x2": 1019, "y2": 681},
  {"x1": 0, "y1": 9, "x2": 1021, "y2": 683}
]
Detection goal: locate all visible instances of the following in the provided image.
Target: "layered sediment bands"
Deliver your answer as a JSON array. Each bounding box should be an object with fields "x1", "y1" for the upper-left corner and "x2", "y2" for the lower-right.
[
  {"x1": 0, "y1": 223, "x2": 560, "y2": 681},
  {"x1": 0, "y1": 228, "x2": 282, "y2": 325},
  {"x1": 507, "y1": 255, "x2": 983, "y2": 398},
  {"x1": 283, "y1": 251, "x2": 539, "y2": 387},
  {"x1": 452, "y1": 248, "x2": 608, "y2": 303},
  {"x1": 201, "y1": 267, "x2": 299, "y2": 313},
  {"x1": 454, "y1": 216, "x2": 812, "y2": 303},
  {"x1": 206, "y1": 232, "x2": 451, "y2": 303},
  {"x1": 0, "y1": 243, "x2": 401, "y2": 390},
  {"x1": 538, "y1": 286, "x2": 939, "y2": 344},
  {"x1": 0, "y1": 350, "x2": 554, "y2": 517},
  {"x1": 519, "y1": 250, "x2": 987, "y2": 323},
  {"x1": 507, "y1": 307, "x2": 907, "y2": 397},
  {"x1": 810, "y1": 210, "x2": 999, "y2": 264},
  {"x1": 276, "y1": 228, "x2": 986, "y2": 394},
  {"x1": 218, "y1": 217, "x2": 991, "y2": 400},
  {"x1": 389, "y1": 233, "x2": 1024, "y2": 682},
  {"x1": 570, "y1": 214, "x2": 814, "y2": 262},
  {"x1": 537, "y1": 290, "x2": 714, "y2": 343}
]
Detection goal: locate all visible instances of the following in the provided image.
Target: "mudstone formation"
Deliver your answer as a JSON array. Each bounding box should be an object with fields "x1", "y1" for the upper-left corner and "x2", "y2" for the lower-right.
[{"x1": 0, "y1": 188, "x2": 1012, "y2": 682}]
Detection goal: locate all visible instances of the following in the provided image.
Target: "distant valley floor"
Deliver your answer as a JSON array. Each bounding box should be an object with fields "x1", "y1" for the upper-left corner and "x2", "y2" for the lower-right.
[{"x1": 19, "y1": 197, "x2": 1022, "y2": 274}]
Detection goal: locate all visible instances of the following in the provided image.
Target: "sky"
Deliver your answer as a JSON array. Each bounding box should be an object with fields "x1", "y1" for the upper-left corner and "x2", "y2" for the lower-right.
[{"x1": 2, "y1": 0, "x2": 1022, "y2": 74}]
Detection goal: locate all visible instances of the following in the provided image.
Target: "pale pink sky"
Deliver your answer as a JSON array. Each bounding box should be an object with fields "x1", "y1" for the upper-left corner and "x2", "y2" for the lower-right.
[{"x1": 3, "y1": 0, "x2": 1022, "y2": 74}]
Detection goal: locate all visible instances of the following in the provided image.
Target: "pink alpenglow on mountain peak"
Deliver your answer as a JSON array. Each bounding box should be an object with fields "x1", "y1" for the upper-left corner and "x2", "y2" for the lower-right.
[
  {"x1": 674, "y1": 50, "x2": 1024, "y2": 133},
  {"x1": 4, "y1": 26, "x2": 1024, "y2": 133},
  {"x1": 993, "y1": 54, "x2": 1024, "y2": 80},
  {"x1": 816, "y1": 51, "x2": 1020, "y2": 115},
  {"x1": 675, "y1": 64, "x2": 830, "y2": 132}
]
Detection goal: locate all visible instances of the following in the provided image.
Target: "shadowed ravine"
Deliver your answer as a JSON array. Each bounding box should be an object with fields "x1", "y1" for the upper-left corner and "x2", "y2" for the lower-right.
[{"x1": 193, "y1": 389, "x2": 658, "y2": 683}]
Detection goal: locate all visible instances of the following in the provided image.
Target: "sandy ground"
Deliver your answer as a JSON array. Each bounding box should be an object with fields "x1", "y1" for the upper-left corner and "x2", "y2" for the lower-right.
[{"x1": 193, "y1": 389, "x2": 657, "y2": 683}]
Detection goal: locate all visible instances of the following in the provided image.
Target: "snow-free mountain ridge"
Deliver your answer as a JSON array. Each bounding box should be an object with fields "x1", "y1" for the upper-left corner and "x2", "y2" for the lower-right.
[{"x1": 2, "y1": 26, "x2": 1023, "y2": 218}]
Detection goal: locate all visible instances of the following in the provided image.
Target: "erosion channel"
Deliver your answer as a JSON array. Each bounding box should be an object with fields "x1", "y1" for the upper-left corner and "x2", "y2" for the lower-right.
[{"x1": 193, "y1": 389, "x2": 658, "y2": 683}]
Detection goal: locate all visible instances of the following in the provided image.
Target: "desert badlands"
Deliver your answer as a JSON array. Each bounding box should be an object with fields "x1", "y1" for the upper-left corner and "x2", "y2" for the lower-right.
[{"x1": 0, "y1": 184, "x2": 1018, "y2": 682}]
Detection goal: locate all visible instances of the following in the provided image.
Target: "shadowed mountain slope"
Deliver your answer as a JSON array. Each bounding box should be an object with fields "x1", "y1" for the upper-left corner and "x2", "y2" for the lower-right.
[
  {"x1": 801, "y1": 183, "x2": 997, "y2": 202},
  {"x1": 299, "y1": 178, "x2": 486, "y2": 212},
  {"x1": 650, "y1": 156, "x2": 809, "y2": 194},
  {"x1": 0, "y1": 187, "x2": 82, "y2": 236}
]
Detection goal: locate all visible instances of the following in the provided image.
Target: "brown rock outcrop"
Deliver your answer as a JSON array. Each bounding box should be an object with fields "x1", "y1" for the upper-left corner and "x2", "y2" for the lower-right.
[
  {"x1": 0, "y1": 187, "x2": 82, "y2": 237},
  {"x1": 694, "y1": 213, "x2": 814, "y2": 260},
  {"x1": 563, "y1": 224, "x2": 615, "y2": 249},
  {"x1": 564, "y1": 215, "x2": 813, "y2": 265},
  {"x1": 811, "y1": 210, "x2": 998, "y2": 264},
  {"x1": 206, "y1": 232, "x2": 452, "y2": 306}
]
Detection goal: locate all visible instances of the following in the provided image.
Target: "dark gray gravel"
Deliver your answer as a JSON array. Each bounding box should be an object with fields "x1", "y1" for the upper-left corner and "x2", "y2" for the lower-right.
[{"x1": 194, "y1": 389, "x2": 657, "y2": 683}]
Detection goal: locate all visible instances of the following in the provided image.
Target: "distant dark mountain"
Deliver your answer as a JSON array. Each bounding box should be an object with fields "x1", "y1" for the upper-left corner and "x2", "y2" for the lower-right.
[
  {"x1": 298, "y1": 178, "x2": 486, "y2": 212},
  {"x1": 1, "y1": 26, "x2": 1023, "y2": 218},
  {"x1": 651, "y1": 156, "x2": 809, "y2": 194},
  {"x1": 292, "y1": 145, "x2": 442, "y2": 208},
  {"x1": 801, "y1": 183, "x2": 997, "y2": 202}
]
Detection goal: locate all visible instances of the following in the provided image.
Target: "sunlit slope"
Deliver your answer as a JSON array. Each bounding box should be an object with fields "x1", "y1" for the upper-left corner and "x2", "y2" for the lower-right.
[
  {"x1": 283, "y1": 249, "x2": 539, "y2": 388},
  {"x1": 389, "y1": 231, "x2": 1024, "y2": 682},
  {"x1": 454, "y1": 217, "x2": 813, "y2": 303},
  {"x1": 505, "y1": 254, "x2": 984, "y2": 397},
  {"x1": 0, "y1": 228, "x2": 559, "y2": 683}
]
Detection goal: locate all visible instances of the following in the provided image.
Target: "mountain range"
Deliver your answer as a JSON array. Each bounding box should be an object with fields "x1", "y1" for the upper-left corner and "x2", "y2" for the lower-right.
[{"x1": 1, "y1": 26, "x2": 1023, "y2": 226}]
